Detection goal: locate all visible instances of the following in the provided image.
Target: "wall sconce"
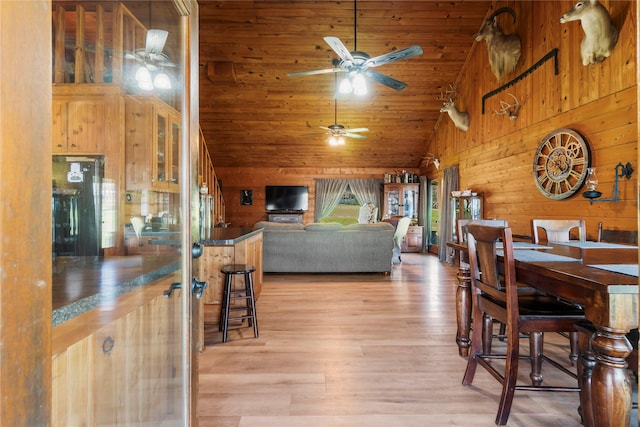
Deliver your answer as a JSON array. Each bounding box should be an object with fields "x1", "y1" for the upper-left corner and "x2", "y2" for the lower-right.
[{"x1": 582, "y1": 162, "x2": 633, "y2": 204}]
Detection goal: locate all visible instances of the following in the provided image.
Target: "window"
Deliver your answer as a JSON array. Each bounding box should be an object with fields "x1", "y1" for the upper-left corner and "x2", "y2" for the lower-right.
[{"x1": 320, "y1": 186, "x2": 360, "y2": 225}]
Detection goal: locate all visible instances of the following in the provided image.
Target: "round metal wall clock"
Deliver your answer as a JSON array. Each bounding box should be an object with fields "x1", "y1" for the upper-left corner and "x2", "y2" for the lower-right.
[{"x1": 532, "y1": 128, "x2": 591, "y2": 200}]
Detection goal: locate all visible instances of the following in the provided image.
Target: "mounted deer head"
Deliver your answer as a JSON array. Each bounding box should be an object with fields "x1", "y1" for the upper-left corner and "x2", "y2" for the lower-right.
[
  {"x1": 476, "y1": 7, "x2": 522, "y2": 83},
  {"x1": 438, "y1": 84, "x2": 470, "y2": 132},
  {"x1": 560, "y1": 0, "x2": 618, "y2": 66},
  {"x1": 493, "y1": 93, "x2": 521, "y2": 121}
]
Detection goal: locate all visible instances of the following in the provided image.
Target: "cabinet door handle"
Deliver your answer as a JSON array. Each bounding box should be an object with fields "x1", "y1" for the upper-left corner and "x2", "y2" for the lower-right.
[
  {"x1": 163, "y1": 278, "x2": 208, "y2": 299},
  {"x1": 163, "y1": 282, "x2": 181, "y2": 297}
]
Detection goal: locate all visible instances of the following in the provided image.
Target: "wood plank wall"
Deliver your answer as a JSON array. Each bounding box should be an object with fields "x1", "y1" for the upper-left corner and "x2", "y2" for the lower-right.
[
  {"x1": 214, "y1": 167, "x2": 419, "y2": 227},
  {"x1": 214, "y1": 0, "x2": 637, "y2": 237},
  {"x1": 425, "y1": 0, "x2": 637, "y2": 240}
]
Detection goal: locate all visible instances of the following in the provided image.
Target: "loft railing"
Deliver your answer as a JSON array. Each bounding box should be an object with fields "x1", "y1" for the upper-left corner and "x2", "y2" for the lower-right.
[{"x1": 52, "y1": 2, "x2": 147, "y2": 85}]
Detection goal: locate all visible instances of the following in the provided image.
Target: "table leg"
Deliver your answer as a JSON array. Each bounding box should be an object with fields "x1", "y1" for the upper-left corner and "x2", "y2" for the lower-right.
[
  {"x1": 455, "y1": 264, "x2": 472, "y2": 357},
  {"x1": 576, "y1": 327, "x2": 596, "y2": 427},
  {"x1": 589, "y1": 327, "x2": 633, "y2": 427}
]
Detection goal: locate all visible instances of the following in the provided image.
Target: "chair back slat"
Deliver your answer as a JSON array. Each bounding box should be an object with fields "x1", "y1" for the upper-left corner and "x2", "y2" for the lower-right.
[{"x1": 466, "y1": 224, "x2": 518, "y2": 313}]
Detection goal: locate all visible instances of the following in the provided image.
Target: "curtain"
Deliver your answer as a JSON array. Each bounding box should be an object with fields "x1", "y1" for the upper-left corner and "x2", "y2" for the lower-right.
[
  {"x1": 314, "y1": 179, "x2": 349, "y2": 222},
  {"x1": 418, "y1": 175, "x2": 428, "y2": 253},
  {"x1": 349, "y1": 178, "x2": 382, "y2": 220},
  {"x1": 438, "y1": 165, "x2": 459, "y2": 262}
]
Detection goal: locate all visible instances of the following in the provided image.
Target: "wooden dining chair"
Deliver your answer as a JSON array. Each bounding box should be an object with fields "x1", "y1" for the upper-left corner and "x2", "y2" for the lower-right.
[
  {"x1": 597, "y1": 222, "x2": 638, "y2": 245},
  {"x1": 457, "y1": 219, "x2": 509, "y2": 351},
  {"x1": 531, "y1": 219, "x2": 587, "y2": 364},
  {"x1": 462, "y1": 224, "x2": 584, "y2": 426},
  {"x1": 531, "y1": 219, "x2": 586, "y2": 244}
]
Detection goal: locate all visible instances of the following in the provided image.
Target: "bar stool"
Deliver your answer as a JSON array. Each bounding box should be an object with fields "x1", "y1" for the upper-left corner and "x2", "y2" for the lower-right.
[{"x1": 219, "y1": 264, "x2": 258, "y2": 343}]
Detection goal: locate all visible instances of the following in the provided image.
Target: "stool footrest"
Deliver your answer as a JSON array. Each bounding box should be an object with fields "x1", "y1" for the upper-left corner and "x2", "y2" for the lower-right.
[{"x1": 220, "y1": 265, "x2": 259, "y2": 343}]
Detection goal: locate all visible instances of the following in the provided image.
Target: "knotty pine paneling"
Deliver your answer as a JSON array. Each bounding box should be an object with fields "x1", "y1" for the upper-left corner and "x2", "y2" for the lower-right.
[
  {"x1": 425, "y1": 0, "x2": 637, "y2": 241},
  {"x1": 215, "y1": 167, "x2": 419, "y2": 227},
  {"x1": 52, "y1": 276, "x2": 181, "y2": 426}
]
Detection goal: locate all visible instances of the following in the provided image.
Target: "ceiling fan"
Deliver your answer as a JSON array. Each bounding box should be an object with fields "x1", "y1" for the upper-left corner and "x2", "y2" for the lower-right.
[
  {"x1": 287, "y1": 0, "x2": 423, "y2": 92},
  {"x1": 126, "y1": 29, "x2": 176, "y2": 69},
  {"x1": 125, "y1": 29, "x2": 175, "y2": 90},
  {"x1": 316, "y1": 75, "x2": 368, "y2": 145}
]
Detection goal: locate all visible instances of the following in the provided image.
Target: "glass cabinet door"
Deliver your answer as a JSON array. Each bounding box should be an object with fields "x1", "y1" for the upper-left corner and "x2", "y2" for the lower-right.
[
  {"x1": 386, "y1": 188, "x2": 400, "y2": 216},
  {"x1": 403, "y1": 186, "x2": 418, "y2": 219},
  {"x1": 155, "y1": 112, "x2": 167, "y2": 185},
  {"x1": 170, "y1": 117, "x2": 180, "y2": 189}
]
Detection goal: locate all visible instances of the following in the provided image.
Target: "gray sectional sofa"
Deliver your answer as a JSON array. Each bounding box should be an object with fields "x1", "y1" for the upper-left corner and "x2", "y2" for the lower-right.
[{"x1": 255, "y1": 221, "x2": 395, "y2": 273}]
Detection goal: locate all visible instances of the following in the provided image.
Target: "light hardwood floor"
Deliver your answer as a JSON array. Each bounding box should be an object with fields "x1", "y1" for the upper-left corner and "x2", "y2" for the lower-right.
[{"x1": 198, "y1": 253, "x2": 637, "y2": 427}]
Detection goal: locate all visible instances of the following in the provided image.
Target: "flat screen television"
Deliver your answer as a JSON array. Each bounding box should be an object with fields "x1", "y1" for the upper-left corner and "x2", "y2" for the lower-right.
[{"x1": 265, "y1": 185, "x2": 309, "y2": 212}]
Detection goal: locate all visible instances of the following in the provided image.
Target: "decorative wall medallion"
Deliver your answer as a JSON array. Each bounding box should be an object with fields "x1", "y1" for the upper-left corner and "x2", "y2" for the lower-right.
[{"x1": 532, "y1": 128, "x2": 591, "y2": 200}]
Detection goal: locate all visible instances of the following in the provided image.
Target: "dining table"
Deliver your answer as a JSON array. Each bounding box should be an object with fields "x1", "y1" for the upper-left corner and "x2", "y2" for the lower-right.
[{"x1": 447, "y1": 239, "x2": 638, "y2": 427}]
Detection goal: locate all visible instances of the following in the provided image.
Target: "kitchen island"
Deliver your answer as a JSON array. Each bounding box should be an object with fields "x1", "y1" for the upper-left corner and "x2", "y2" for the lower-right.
[{"x1": 198, "y1": 227, "x2": 264, "y2": 331}]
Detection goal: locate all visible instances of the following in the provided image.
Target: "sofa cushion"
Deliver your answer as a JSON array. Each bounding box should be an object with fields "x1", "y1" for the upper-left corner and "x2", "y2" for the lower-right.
[
  {"x1": 345, "y1": 222, "x2": 394, "y2": 231},
  {"x1": 305, "y1": 222, "x2": 343, "y2": 231},
  {"x1": 255, "y1": 221, "x2": 305, "y2": 230}
]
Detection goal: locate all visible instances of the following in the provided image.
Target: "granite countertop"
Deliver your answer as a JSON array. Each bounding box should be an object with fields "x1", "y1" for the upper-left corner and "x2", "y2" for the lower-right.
[
  {"x1": 52, "y1": 228, "x2": 262, "y2": 325},
  {"x1": 199, "y1": 227, "x2": 263, "y2": 245},
  {"x1": 52, "y1": 255, "x2": 180, "y2": 326}
]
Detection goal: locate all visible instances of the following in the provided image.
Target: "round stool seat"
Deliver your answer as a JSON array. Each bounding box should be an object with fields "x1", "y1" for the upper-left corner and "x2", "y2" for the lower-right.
[{"x1": 221, "y1": 264, "x2": 256, "y2": 274}]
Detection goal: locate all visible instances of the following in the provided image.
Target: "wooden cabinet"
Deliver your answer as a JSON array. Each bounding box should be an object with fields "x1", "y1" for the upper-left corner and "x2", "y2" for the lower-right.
[
  {"x1": 382, "y1": 184, "x2": 419, "y2": 219},
  {"x1": 401, "y1": 225, "x2": 423, "y2": 253},
  {"x1": 125, "y1": 96, "x2": 181, "y2": 192},
  {"x1": 451, "y1": 194, "x2": 483, "y2": 242},
  {"x1": 52, "y1": 97, "x2": 106, "y2": 154}
]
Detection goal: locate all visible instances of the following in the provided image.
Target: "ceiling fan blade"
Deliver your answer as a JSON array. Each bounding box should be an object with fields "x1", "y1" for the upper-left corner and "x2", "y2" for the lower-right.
[
  {"x1": 364, "y1": 69, "x2": 407, "y2": 91},
  {"x1": 364, "y1": 45, "x2": 423, "y2": 68},
  {"x1": 124, "y1": 50, "x2": 143, "y2": 61},
  {"x1": 345, "y1": 127, "x2": 369, "y2": 133},
  {"x1": 344, "y1": 132, "x2": 367, "y2": 140},
  {"x1": 324, "y1": 36, "x2": 355, "y2": 62},
  {"x1": 146, "y1": 29, "x2": 169, "y2": 55},
  {"x1": 148, "y1": 52, "x2": 176, "y2": 67},
  {"x1": 288, "y1": 68, "x2": 342, "y2": 77}
]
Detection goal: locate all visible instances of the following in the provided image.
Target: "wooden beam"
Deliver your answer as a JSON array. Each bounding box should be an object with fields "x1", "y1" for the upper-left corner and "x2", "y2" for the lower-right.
[{"x1": 0, "y1": 1, "x2": 52, "y2": 424}]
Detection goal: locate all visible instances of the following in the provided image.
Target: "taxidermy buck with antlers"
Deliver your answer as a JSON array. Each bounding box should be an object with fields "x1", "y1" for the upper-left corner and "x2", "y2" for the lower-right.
[
  {"x1": 438, "y1": 85, "x2": 469, "y2": 132},
  {"x1": 475, "y1": 7, "x2": 521, "y2": 83},
  {"x1": 560, "y1": 0, "x2": 618, "y2": 66}
]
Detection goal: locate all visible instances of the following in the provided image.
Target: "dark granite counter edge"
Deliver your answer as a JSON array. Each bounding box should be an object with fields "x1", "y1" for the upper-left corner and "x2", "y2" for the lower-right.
[
  {"x1": 52, "y1": 261, "x2": 180, "y2": 327},
  {"x1": 52, "y1": 228, "x2": 262, "y2": 326},
  {"x1": 200, "y1": 227, "x2": 263, "y2": 245}
]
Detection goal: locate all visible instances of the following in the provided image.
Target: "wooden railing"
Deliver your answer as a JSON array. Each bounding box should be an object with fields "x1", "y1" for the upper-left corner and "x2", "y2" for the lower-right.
[{"x1": 52, "y1": 2, "x2": 146, "y2": 85}]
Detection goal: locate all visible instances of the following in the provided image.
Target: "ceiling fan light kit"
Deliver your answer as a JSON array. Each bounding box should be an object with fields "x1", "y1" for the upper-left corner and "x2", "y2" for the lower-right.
[
  {"x1": 129, "y1": 29, "x2": 175, "y2": 91},
  {"x1": 328, "y1": 135, "x2": 346, "y2": 146}
]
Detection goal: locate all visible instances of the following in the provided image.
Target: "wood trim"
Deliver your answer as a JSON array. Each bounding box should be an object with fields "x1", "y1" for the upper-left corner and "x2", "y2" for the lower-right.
[{"x1": 0, "y1": 1, "x2": 52, "y2": 424}]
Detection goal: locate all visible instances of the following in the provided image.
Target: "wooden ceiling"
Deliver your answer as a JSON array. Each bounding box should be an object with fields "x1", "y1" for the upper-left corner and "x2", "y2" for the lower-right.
[{"x1": 198, "y1": 0, "x2": 493, "y2": 169}]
